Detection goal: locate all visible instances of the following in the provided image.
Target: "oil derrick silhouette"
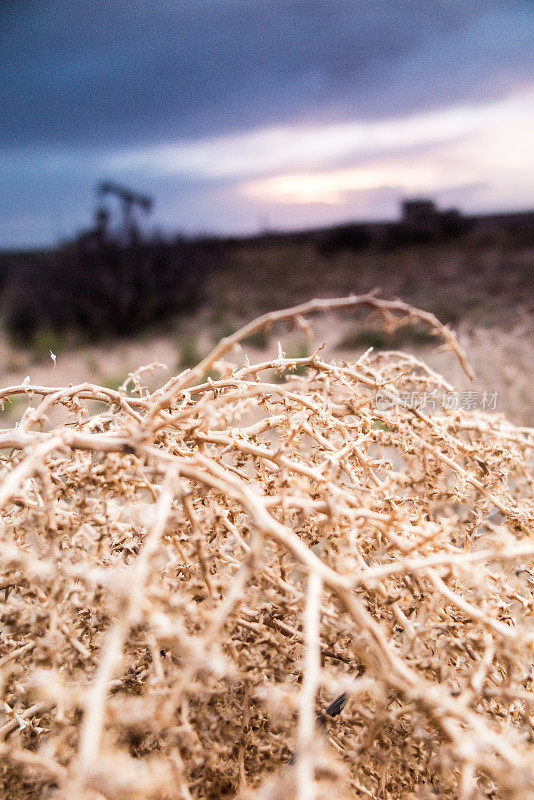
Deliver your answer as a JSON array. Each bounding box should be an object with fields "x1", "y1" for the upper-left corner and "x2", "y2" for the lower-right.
[
  {"x1": 6, "y1": 183, "x2": 212, "y2": 341},
  {"x1": 97, "y1": 181, "x2": 153, "y2": 246}
]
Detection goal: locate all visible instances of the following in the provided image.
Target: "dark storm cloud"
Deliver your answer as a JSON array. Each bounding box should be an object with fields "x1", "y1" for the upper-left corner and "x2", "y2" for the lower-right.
[
  {"x1": 1, "y1": 0, "x2": 532, "y2": 150},
  {"x1": 1, "y1": 0, "x2": 533, "y2": 247}
]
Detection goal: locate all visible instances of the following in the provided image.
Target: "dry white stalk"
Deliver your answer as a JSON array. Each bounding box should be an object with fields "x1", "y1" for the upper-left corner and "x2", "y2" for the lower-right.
[{"x1": 297, "y1": 572, "x2": 322, "y2": 800}]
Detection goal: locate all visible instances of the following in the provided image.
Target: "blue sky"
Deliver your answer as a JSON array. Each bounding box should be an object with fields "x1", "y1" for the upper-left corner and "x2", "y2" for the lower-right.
[{"x1": 1, "y1": 0, "x2": 533, "y2": 247}]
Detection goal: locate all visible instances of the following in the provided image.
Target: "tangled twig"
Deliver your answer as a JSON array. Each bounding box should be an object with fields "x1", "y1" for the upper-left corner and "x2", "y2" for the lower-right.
[{"x1": 1, "y1": 295, "x2": 533, "y2": 800}]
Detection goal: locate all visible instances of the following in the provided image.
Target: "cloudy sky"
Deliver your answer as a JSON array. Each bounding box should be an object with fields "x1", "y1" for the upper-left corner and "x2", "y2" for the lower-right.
[{"x1": 1, "y1": 0, "x2": 533, "y2": 248}]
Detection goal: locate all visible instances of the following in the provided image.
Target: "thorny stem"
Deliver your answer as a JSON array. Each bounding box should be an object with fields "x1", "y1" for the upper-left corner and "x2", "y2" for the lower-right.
[{"x1": 1, "y1": 296, "x2": 533, "y2": 800}]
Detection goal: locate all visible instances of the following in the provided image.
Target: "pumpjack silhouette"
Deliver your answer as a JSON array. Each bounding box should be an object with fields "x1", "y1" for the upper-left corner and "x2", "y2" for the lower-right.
[
  {"x1": 80, "y1": 181, "x2": 154, "y2": 248},
  {"x1": 6, "y1": 181, "x2": 213, "y2": 340}
]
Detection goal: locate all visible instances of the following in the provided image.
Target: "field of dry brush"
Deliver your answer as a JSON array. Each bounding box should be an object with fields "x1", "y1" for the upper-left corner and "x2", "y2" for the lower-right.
[{"x1": 1, "y1": 296, "x2": 534, "y2": 799}]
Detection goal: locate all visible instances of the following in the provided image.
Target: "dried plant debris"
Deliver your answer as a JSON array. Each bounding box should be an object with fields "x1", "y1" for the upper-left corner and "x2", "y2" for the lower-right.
[{"x1": 1, "y1": 294, "x2": 534, "y2": 800}]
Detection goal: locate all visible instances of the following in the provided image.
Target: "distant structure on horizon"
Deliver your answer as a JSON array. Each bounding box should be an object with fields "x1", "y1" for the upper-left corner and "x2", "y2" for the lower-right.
[
  {"x1": 271, "y1": 198, "x2": 534, "y2": 254},
  {"x1": 216, "y1": 198, "x2": 533, "y2": 253},
  {"x1": 400, "y1": 198, "x2": 463, "y2": 239}
]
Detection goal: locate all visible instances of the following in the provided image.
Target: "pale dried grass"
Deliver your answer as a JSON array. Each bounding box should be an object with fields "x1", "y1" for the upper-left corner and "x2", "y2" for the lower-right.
[{"x1": 1, "y1": 295, "x2": 534, "y2": 800}]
